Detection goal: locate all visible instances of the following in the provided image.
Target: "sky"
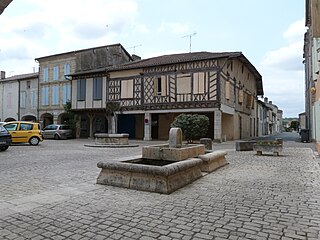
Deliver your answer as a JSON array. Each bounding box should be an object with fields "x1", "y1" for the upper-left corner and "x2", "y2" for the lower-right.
[{"x1": 0, "y1": 0, "x2": 306, "y2": 117}]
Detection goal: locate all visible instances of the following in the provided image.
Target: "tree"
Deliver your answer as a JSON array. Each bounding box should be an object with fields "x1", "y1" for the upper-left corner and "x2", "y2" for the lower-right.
[
  {"x1": 105, "y1": 101, "x2": 121, "y2": 133},
  {"x1": 290, "y1": 120, "x2": 299, "y2": 131},
  {"x1": 63, "y1": 100, "x2": 77, "y2": 138},
  {"x1": 171, "y1": 114, "x2": 209, "y2": 143}
]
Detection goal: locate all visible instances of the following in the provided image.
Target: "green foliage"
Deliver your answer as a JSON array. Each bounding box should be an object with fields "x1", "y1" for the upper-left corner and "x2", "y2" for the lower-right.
[
  {"x1": 290, "y1": 120, "x2": 299, "y2": 131},
  {"x1": 63, "y1": 100, "x2": 77, "y2": 138},
  {"x1": 63, "y1": 100, "x2": 72, "y2": 112},
  {"x1": 105, "y1": 101, "x2": 121, "y2": 116},
  {"x1": 171, "y1": 114, "x2": 209, "y2": 143}
]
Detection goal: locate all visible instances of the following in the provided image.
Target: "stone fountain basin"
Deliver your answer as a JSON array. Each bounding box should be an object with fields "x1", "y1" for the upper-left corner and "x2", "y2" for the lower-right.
[
  {"x1": 97, "y1": 156, "x2": 203, "y2": 194},
  {"x1": 142, "y1": 144, "x2": 205, "y2": 161},
  {"x1": 96, "y1": 150, "x2": 228, "y2": 194}
]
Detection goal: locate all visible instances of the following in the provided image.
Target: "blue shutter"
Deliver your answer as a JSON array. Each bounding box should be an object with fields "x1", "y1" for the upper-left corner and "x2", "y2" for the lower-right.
[{"x1": 43, "y1": 68, "x2": 48, "y2": 82}]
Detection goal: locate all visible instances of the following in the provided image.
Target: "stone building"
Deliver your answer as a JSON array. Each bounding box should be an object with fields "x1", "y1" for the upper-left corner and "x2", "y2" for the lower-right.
[
  {"x1": 304, "y1": 0, "x2": 320, "y2": 149},
  {"x1": 35, "y1": 43, "x2": 132, "y2": 127}
]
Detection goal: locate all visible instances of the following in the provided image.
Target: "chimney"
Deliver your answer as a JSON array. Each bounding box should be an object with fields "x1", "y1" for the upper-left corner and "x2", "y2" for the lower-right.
[
  {"x1": 0, "y1": 71, "x2": 5, "y2": 79},
  {"x1": 269, "y1": 101, "x2": 272, "y2": 104},
  {"x1": 131, "y1": 54, "x2": 141, "y2": 61},
  {"x1": 264, "y1": 97, "x2": 268, "y2": 103}
]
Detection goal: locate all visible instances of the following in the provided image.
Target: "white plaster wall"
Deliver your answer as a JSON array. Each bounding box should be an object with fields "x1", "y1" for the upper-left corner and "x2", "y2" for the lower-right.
[{"x1": 2, "y1": 81, "x2": 19, "y2": 120}]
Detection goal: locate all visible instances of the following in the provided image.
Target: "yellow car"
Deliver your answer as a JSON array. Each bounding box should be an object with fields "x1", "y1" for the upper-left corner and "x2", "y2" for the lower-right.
[{"x1": 3, "y1": 121, "x2": 43, "y2": 146}]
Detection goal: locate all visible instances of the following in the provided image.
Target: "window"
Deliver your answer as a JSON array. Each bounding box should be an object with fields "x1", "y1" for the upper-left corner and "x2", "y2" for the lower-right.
[
  {"x1": 43, "y1": 68, "x2": 48, "y2": 82},
  {"x1": 120, "y1": 79, "x2": 133, "y2": 99},
  {"x1": 31, "y1": 91, "x2": 37, "y2": 109},
  {"x1": 41, "y1": 86, "x2": 49, "y2": 106},
  {"x1": 20, "y1": 123, "x2": 33, "y2": 131},
  {"x1": 64, "y1": 64, "x2": 70, "y2": 76},
  {"x1": 20, "y1": 91, "x2": 26, "y2": 108},
  {"x1": 7, "y1": 93, "x2": 12, "y2": 109},
  {"x1": 53, "y1": 66, "x2": 59, "y2": 81},
  {"x1": 63, "y1": 83, "x2": 71, "y2": 104},
  {"x1": 238, "y1": 89, "x2": 244, "y2": 104},
  {"x1": 93, "y1": 77, "x2": 102, "y2": 100},
  {"x1": 157, "y1": 77, "x2": 162, "y2": 95},
  {"x1": 225, "y1": 81, "x2": 230, "y2": 100},
  {"x1": 177, "y1": 74, "x2": 191, "y2": 94},
  {"x1": 153, "y1": 76, "x2": 167, "y2": 96},
  {"x1": 52, "y1": 85, "x2": 59, "y2": 105},
  {"x1": 4, "y1": 123, "x2": 18, "y2": 131},
  {"x1": 27, "y1": 80, "x2": 31, "y2": 89},
  {"x1": 193, "y1": 72, "x2": 206, "y2": 94},
  {"x1": 77, "y1": 79, "x2": 86, "y2": 101},
  {"x1": 246, "y1": 95, "x2": 254, "y2": 109}
]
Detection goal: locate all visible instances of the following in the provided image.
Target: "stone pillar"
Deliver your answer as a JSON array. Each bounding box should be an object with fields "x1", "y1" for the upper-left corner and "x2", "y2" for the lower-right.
[
  {"x1": 88, "y1": 113, "x2": 95, "y2": 139},
  {"x1": 75, "y1": 115, "x2": 81, "y2": 139},
  {"x1": 144, "y1": 113, "x2": 152, "y2": 141},
  {"x1": 200, "y1": 138, "x2": 212, "y2": 150},
  {"x1": 111, "y1": 116, "x2": 116, "y2": 134},
  {"x1": 169, "y1": 128, "x2": 182, "y2": 148},
  {"x1": 53, "y1": 111, "x2": 58, "y2": 124},
  {"x1": 214, "y1": 110, "x2": 222, "y2": 142}
]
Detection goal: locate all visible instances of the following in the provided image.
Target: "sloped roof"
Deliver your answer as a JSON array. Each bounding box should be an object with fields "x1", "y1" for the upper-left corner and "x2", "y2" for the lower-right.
[
  {"x1": 71, "y1": 51, "x2": 263, "y2": 95},
  {"x1": 0, "y1": 72, "x2": 38, "y2": 82},
  {"x1": 108, "y1": 51, "x2": 263, "y2": 95},
  {"x1": 111, "y1": 51, "x2": 241, "y2": 69},
  {"x1": 35, "y1": 43, "x2": 132, "y2": 61},
  {"x1": 0, "y1": 0, "x2": 12, "y2": 15}
]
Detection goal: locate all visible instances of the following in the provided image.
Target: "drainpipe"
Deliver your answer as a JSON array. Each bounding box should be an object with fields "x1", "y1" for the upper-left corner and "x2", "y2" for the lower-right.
[{"x1": 18, "y1": 79, "x2": 21, "y2": 120}]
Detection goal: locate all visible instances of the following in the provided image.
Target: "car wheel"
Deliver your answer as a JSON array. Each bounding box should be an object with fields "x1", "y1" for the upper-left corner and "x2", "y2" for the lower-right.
[
  {"x1": 29, "y1": 137, "x2": 40, "y2": 146},
  {"x1": 0, "y1": 146, "x2": 9, "y2": 151},
  {"x1": 54, "y1": 134, "x2": 60, "y2": 140}
]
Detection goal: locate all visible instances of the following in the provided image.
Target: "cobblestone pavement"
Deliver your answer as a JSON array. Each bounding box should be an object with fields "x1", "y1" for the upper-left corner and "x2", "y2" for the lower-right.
[{"x1": 0, "y1": 137, "x2": 320, "y2": 239}]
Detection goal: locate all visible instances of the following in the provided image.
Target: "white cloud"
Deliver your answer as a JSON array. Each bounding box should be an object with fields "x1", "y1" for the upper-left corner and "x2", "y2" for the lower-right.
[
  {"x1": 0, "y1": 0, "x2": 140, "y2": 73},
  {"x1": 283, "y1": 19, "x2": 307, "y2": 43},
  {"x1": 261, "y1": 41, "x2": 304, "y2": 71},
  {"x1": 260, "y1": 19, "x2": 306, "y2": 117}
]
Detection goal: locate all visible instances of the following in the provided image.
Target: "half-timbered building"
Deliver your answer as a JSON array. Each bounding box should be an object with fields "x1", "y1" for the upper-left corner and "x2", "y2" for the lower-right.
[{"x1": 71, "y1": 51, "x2": 263, "y2": 141}]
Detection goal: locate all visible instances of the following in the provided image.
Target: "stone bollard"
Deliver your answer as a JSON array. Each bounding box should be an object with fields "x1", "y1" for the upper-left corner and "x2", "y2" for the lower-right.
[
  {"x1": 169, "y1": 128, "x2": 182, "y2": 148},
  {"x1": 200, "y1": 138, "x2": 213, "y2": 150}
]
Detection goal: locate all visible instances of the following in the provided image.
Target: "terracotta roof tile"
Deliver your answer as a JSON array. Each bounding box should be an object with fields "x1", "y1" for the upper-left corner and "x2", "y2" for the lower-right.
[{"x1": 109, "y1": 51, "x2": 242, "y2": 70}]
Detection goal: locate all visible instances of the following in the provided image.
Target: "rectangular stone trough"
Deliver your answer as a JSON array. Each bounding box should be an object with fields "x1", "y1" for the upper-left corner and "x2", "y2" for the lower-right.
[
  {"x1": 142, "y1": 144, "x2": 205, "y2": 161},
  {"x1": 253, "y1": 144, "x2": 283, "y2": 156},
  {"x1": 96, "y1": 156, "x2": 203, "y2": 194},
  {"x1": 235, "y1": 141, "x2": 257, "y2": 151},
  {"x1": 198, "y1": 150, "x2": 228, "y2": 172}
]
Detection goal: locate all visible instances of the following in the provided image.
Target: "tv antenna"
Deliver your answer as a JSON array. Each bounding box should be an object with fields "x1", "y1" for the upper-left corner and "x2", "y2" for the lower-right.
[
  {"x1": 128, "y1": 44, "x2": 142, "y2": 54},
  {"x1": 182, "y1": 32, "x2": 196, "y2": 53}
]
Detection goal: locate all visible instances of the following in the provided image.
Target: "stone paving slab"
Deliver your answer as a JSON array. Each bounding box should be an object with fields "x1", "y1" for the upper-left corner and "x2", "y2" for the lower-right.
[{"x1": 0, "y1": 139, "x2": 320, "y2": 239}]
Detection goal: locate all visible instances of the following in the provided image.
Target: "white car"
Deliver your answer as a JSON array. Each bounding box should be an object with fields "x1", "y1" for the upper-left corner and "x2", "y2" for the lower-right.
[{"x1": 42, "y1": 124, "x2": 73, "y2": 140}]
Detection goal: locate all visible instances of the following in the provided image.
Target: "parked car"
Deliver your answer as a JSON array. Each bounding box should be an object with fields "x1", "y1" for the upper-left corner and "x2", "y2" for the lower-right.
[
  {"x1": 0, "y1": 125, "x2": 12, "y2": 151},
  {"x1": 0, "y1": 122, "x2": 7, "y2": 126},
  {"x1": 42, "y1": 124, "x2": 72, "y2": 140},
  {"x1": 3, "y1": 121, "x2": 43, "y2": 146}
]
